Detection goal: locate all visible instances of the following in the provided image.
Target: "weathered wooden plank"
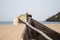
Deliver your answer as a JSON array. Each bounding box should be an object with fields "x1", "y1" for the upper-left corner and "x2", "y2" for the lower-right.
[{"x1": 23, "y1": 19, "x2": 60, "y2": 40}]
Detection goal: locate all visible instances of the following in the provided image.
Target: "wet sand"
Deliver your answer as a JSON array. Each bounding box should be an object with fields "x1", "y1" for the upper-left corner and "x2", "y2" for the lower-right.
[
  {"x1": 0, "y1": 24, "x2": 26, "y2": 40},
  {"x1": 44, "y1": 24, "x2": 60, "y2": 33}
]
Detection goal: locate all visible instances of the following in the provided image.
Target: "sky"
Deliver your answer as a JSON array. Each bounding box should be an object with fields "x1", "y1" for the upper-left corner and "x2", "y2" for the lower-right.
[{"x1": 0, "y1": 0, "x2": 60, "y2": 21}]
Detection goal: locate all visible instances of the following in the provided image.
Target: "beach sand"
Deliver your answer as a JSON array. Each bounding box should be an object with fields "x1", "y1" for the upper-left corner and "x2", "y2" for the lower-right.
[
  {"x1": 0, "y1": 23, "x2": 60, "y2": 40},
  {"x1": 0, "y1": 23, "x2": 26, "y2": 40},
  {"x1": 44, "y1": 24, "x2": 60, "y2": 33}
]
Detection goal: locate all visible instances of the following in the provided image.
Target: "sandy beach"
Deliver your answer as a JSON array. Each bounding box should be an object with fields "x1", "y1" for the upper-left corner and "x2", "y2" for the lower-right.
[
  {"x1": 44, "y1": 24, "x2": 60, "y2": 33},
  {"x1": 0, "y1": 24, "x2": 26, "y2": 40},
  {"x1": 0, "y1": 23, "x2": 60, "y2": 40}
]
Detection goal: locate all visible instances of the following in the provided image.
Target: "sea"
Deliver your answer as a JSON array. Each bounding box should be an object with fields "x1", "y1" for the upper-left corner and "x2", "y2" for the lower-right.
[
  {"x1": 41, "y1": 21, "x2": 60, "y2": 24},
  {"x1": 0, "y1": 21, "x2": 13, "y2": 25},
  {"x1": 0, "y1": 21, "x2": 60, "y2": 25}
]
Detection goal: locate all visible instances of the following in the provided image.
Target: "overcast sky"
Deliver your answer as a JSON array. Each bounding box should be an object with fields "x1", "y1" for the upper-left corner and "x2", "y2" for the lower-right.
[{"x1": 0, "y1": 0, "x2": 60, "y2": 21}]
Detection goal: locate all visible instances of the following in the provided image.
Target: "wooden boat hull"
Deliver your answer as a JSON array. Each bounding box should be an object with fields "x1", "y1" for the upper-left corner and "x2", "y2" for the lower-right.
[{"x1": 23, "y1": 19, "x2": 60, "y2": 40}]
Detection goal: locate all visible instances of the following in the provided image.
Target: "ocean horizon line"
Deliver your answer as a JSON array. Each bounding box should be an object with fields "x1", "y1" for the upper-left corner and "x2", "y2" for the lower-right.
[{"x1": 0, "y1": 21, "x2": 60, "y2": 24}]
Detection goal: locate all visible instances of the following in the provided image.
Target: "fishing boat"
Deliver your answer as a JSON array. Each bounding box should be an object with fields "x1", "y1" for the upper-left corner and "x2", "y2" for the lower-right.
[
  {"x1": 0, "y1": 13, "x2": 60, "y2": 40},
  {"x1": 14, "y1": 13, "x2": 60, "y2": 40}
]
